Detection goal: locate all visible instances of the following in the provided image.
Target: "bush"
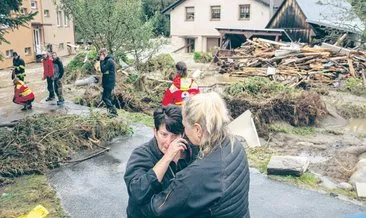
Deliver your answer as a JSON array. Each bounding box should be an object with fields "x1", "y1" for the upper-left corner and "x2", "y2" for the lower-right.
[
  {"x1": 193, "y1": 52, "x2": 213, "y2": 63},
  {"x1": 225, "y1": 77, "x2": 293, "y2": 98},
  {"x1": 340, "y1": 78, "x2": 366, "y2": 97}
]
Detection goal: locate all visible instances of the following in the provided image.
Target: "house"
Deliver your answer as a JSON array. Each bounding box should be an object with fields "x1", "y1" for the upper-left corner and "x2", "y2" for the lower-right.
[
  {"x1": 162, "y1": 0, "x2": 284, "y2": 53},
  {"x1": 0, "y1": 0, "x2": 75, "y2": 69},
  {"x1": 266, "y1": 0, "x2": 364, "y2": 44}
]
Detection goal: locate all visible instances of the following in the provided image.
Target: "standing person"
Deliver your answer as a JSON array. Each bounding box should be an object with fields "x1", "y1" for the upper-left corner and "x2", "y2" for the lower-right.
[
  {"x1": 141, "y1": 92, "x2": 250, "y2": 218},
  {"x1": 12, "y1": 52, "x2": 26, "y2": 81},
  {"x1": 124, "y1": 105, "x2": 196, "y2": 218},
  {"x1": 161, "y1": 61, "x2": 200, "y2": 106},
  {"x1": 52, "y1": 52, "x2": 65, "y2": 105},
  {"x1": 13, "y1": 77, "x2": 35, "y2": 111},
  {"x1": 42, "y1": 51, "x2": 55, "y2": 101},
  {"x1": 99, "y1": 48, "x2": 117, "y2": 117}
]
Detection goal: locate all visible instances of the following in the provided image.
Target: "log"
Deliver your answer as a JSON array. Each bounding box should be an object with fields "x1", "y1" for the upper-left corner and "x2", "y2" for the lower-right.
[
  {"x1": 334, "y1": 33, "x2": 348, "y2": 46},
  {"x1": 348, "y1": 59, "x2": 356, "y2": 77},
  {"x1": 321, "y1": 43, "x2": 352, "y2": 55},
  {"x1": 257, "y1": 38, "x2": 288, "y2": 47}
]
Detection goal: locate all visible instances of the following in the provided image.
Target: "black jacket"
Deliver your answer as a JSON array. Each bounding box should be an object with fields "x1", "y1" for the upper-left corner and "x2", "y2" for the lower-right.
[
  {"x1": 13, "y1": 56, "x2": 25, "y2": 74},
  {"x1": 124, "y1": 138, "x2": 196, "y2": 218},
  {"x1": 53, "y1": 57, "x2": 64, "y2": 79},
  {"x1": 100, "y1": 55, "x2": 116, "y2": 89},
  {"x1": 140, "y1": 138, "x2": 250, "y2": 218}
]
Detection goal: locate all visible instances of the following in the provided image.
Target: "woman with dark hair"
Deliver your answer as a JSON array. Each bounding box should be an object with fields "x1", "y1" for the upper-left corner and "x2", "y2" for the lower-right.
[
  {"x1": 124, "y1": 104, "x2": 196, "y2": 218},
  {"x1": 161, "y1": 61, "x2": 200, "y2": 106}
]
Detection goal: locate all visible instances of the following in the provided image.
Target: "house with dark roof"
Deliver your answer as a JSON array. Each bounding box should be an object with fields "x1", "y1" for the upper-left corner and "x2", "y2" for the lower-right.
[
  {"x1": 162, "y1": 0, "x2": 284, "y2": 53},
  {"x1": 266, "y1": 0, "x2": 364, "y2": 44}
]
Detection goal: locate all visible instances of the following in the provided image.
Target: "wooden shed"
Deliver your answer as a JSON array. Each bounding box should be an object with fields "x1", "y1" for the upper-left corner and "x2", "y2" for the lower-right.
[{"x1": 266, "y1": 0, "x2": 364, "y2": 44}]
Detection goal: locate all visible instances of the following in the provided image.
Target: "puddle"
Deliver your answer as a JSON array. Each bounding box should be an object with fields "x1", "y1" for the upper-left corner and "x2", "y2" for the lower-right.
[{"x1": 344, "y1": 119, "x2": 366, "y2": 135}]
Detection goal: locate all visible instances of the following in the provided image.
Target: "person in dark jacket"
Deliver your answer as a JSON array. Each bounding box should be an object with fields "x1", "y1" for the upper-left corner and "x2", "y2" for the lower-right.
[
  {"x1": 52, "y1": 52, "x2": 65, "y2": 105},
  {"x1": 124, "y1": 105, "x2": 197, "y2": 218},
  {"x1": 99, "y1": 48, "x2": 117, "y2": 117},
  {"x1": 12, "y1": 52, "x2": 26, "y2": 81},
  {"x1": 140, "y1": 92, "x2": 250, "y2": 218}
]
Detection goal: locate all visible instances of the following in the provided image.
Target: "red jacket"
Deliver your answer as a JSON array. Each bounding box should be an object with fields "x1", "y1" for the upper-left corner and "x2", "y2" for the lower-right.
[
  {"x1": 43, "y1": 56, "x2": 54, "y2": 78},
  {"x1": 14, "y1": 80, "x2": 35, "y2": 103},
  {"x1": 162, "y1": 75, "x2": 200, "y2": 106}
]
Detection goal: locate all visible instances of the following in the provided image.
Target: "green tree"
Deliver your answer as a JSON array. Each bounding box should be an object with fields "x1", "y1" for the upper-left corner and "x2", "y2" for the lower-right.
[
  {"x1": 348, "y1": 0, "x2": 366, "y2": 42},
  {"x1": 0, "y1": 0, "x2": 37, "y2": 44},
  {"x1": 141, "y1": 0, "x2": 175, "y2": 36}
]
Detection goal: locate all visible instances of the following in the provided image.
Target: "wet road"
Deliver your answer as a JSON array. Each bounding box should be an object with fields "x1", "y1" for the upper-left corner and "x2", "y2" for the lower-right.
[{"x1": 48, "y1": 125, "x2": 366, "y2": 218}]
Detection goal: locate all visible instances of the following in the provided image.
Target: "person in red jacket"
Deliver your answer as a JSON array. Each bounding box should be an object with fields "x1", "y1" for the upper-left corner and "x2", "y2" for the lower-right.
[
  {"x1": 13, "y1": 77, "x2": 35, "y2": 111},
  {"x1": 42, "y1": 51, "x2": 55, "y2": 101},
  {"x1": 162, "y1": 62, "x2": 200, "y2": 106}
]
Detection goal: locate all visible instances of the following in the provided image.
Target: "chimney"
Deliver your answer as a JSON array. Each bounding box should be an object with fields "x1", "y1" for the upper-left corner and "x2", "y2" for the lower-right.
[{"x1": 270, "y1": 0, "x2": 274, "y2": 17}]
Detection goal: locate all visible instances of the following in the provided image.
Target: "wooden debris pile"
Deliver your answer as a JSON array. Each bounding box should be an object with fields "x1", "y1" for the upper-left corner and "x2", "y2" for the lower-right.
[{"x1": 216, "y1": 38, "x2": 366, "y2": 86}]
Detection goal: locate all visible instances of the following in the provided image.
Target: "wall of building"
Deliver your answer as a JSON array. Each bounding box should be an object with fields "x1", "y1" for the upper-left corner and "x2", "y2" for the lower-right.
[
  {"x1": 169, "y1": 0, "x2": 271, "y2": 52},
  {"x1": 41, "y1": 0, "x2": 75, "y2": 57},
  {"x1": 0, "y1": 0, "x2": 35, "y2": 69}
]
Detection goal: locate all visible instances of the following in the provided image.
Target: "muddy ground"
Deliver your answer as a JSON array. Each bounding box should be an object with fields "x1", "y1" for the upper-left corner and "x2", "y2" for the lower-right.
[{"x1": 1, "y1": 48, "x2": 366, "y2": 188}]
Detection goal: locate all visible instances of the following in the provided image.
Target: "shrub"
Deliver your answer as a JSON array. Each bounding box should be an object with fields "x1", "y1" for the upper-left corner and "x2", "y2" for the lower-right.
[{"x1": 193, "y1": 52, "x2": 213, "y2": 63}]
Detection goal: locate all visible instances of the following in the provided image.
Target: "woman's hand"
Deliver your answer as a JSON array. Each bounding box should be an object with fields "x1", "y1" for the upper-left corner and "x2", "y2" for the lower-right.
[{"x1": 164, "y1": 137, "x2": 188, "y2": 163}]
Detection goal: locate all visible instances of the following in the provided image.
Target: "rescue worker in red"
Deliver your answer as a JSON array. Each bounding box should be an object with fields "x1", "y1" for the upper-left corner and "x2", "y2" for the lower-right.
[
  {"x1": 162, "y1": 61, "x2": 200, "y2": 106},
  {"x1": 42, "y1": 51, "x2": 55, "y2": 101},
  {"x1": 13, "y1": 77, "x2": 35, "y2": 111}
]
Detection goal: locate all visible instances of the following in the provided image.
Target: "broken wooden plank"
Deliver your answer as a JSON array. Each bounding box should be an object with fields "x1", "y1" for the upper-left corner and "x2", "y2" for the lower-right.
[
  {"x1": 321, "y1": 43, "x2": 352, "y2": 55},
  {"x1": 348, "y1": 59, "x2": 356, "y2": 77},
  {"x1": 257, "y1": 38, "x2": 289, "y2": 47}
]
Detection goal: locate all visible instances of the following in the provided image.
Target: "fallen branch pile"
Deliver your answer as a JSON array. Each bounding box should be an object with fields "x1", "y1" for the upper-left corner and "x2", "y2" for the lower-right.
[
  {"x1": 0, "y1": 113, "x2": 130, "y2": 186},
  {"x1": 217, "y1": 38, "x2": 366, "y2": 87}
]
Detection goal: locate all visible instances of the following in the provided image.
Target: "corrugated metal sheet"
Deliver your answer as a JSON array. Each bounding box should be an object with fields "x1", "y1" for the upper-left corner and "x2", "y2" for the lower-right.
[{"x1": 296, "y1": 0, "x2": 364, "y2": 34}]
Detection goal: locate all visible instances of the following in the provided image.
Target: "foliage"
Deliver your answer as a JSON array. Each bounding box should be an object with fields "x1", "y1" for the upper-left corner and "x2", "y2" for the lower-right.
[
  {"x1": 339, "y1": 77, "x2": 366, "y2": 97},
  {"x1": 0, "y1": 175, "x2": 68, "y2": 218},
  {"x1": 59, "y1": 0, "x2": 155, "y2": 59},
  {"x1": 269, "y1": 123, "x2": 316, "y2": 136},
  {"x1": 193, "y1": 52, "x2": 213, "y2": 63},
  {"x1": 142, "y1": 53, "x2": 175, "y2": 72},
  {"x1": 0, "y1": 113, "x2": 130, "y2": 182},
  {"x1": 269, "y1": 173, "x2": 321, "y2": 189},
  {"x1": 225, "y1": 77, "x2": 294, "y2": 98},
  {"x1": 246, "y1": 147, "x2": 273, "y2": 173},
  {"x1": 141, "y1": 0, "x2": 175, "y2": 36},
  {"x1": 0, "y1": 0, "x2": 37, "y2": 44}
]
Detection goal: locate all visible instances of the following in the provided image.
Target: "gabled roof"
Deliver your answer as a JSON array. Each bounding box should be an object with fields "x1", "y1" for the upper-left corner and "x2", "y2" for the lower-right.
[
  {"x1": 162, "y1": 0, "x2": 284, "y2": 14},
  {"x1": 267, "y1": 0, "x2": 364, "y2": 34}
]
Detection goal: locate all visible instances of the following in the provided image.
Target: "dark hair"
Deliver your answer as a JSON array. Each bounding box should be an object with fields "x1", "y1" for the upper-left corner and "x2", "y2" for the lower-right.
[
  {"x1": 175, "y1": 61, "x2": 187, "y2": 77},
  {"x1": 12, "y1": 52, "x2": 18, "y2": 57},
  {"x1": 153, "y1": 105, "x2": 184, "y2": 135}
]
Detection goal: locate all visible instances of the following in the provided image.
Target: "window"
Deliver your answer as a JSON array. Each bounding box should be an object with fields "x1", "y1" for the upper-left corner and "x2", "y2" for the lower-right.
[
  {"x1": 239, "y1": 4, "x2": 250, "y2": 19},
  {"x1": 20, "y1": 8, "x2": 28, "y2": 15},
  {"x1": 64, "y1": 14, "x2": 69, "y2": 26},
  {"x1": 30, "y1": 0, "x2": 37, "y2": 9},
  {"x1": 57, "y1": 11, "x2": 62, "y2": 26},
  {"x1": 185, "y1": 38, "x2": 195, "y2": 53},
  {"x1": 211, "y1": 6, "x2": 221, "y2": 20},
  {"x1": 6, "y1": 50, "x2": 14, "y2": 58},
  {"x1": 185, "y1": 7, "x2": 194, "y2": 21},
  {"x1": 24, "y1": 47, "x2": 31, "y2": 55},
  {"x1": 59, "y1": 43, "x2": 64, "y2": 50},
  {"x1": 44, "y1": 10, "x2": 50, "y2": 17}
]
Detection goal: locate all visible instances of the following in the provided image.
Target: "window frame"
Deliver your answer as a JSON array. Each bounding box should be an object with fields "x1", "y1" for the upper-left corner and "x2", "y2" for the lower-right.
[
  {"x1": 59, "y1": 43, "x2": 64, "y2": 50},
  {"x1": 64, "y1": 13, "x2": 69, "y2": 26},
  {"x1": 20, "y1": 8, "x2": 28, "y2": 15},
  {"x1": 6, "y1": 50, "x2": 14, "y2": 58},
  {"x1": 24, "y1": 47, "x2": 32, "y2": 56},
  {"x1": 239, "y1": 4, "x2": 251, "y2": 20},
  {"x1": 56, "y1": 11, "x2": 62, "y2": 27},
  {"x1": 185, "y1": 6, "x2": 195, "y2": 21},
  {"x1": 30, "y1": 0, "x2": 37, "y2": 9},
  {"x1": 210, "y1": 5, "x2": 221, "y2": 21},
  {"x1": 44, "y1": 9, "x2": 50, "y2": 17}
]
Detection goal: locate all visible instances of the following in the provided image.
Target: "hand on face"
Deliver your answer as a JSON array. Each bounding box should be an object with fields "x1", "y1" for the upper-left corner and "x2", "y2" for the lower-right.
[{"x1": 165, "y1": 137, "x2": 188, "y2": 162}]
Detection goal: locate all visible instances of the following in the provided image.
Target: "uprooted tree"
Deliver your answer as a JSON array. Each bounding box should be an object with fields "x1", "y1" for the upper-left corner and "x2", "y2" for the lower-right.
[
  {"x1": 58, "y1": 0, "x2": 159, "y2": 65},
  {"x1": 0, "y1": 0, "x2": 37, "y2": 44}
]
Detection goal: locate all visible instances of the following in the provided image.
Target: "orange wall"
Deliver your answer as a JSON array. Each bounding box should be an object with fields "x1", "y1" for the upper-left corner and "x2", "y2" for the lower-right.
[{"x1": 0, "y1": 0, "x2": 35, "y2": 69}]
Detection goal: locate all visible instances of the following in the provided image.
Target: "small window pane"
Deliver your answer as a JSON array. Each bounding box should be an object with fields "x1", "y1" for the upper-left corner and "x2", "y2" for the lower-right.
[
  {"x1": 239, "y1": 4, "x2": 250, "y2": 19},
  {"x1": 211, "y1": 6, "x2": 221, "y2": 20},
  {"x1": 186, "y1": 7, "x2": 194, "y2": 21}
]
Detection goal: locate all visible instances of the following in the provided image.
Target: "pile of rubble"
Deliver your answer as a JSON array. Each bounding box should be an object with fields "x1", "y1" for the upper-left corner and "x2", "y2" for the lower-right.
[{"x1": 216, "y1": 38, "x2": 366, "y2": 87}]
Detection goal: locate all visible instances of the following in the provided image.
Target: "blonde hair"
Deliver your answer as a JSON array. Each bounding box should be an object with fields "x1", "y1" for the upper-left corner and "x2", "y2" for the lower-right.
[{"x1": 182, "y1": 92, "x2": 232, "y2": 157}]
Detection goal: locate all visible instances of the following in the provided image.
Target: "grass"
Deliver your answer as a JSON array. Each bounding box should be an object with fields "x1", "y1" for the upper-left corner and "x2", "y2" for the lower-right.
[
  {"x1": 246, "y1": 147, "x2": 273, "y2": 173},
  {"x1": 269, "y1": 173, "x2": 321, "y2": 189},
  {"x1": 269, "y1": 123, "x2": 316, "y2": 136},
  {"x1": 0, "y1": 175, "x2": 68, "y2": 218},
  {"x1": 118, "y1": 110, "x2": 153, "y2": 127},
  {"x1": 339, "y1": 78, "x2": 366, "y2": 97}
]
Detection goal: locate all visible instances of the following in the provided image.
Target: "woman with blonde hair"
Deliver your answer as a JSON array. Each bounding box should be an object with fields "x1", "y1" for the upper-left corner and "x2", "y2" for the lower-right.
[{"x1": 140, "y1": 92, "x2": 250, "y2": 218}]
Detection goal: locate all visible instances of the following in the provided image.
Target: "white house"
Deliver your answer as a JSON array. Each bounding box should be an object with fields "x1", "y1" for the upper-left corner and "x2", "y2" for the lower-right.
[{"x1": 162, "y1": 0, "x2": 283, "y2": 53}]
